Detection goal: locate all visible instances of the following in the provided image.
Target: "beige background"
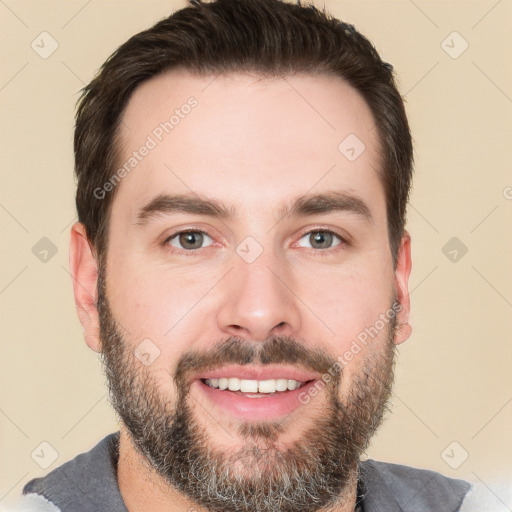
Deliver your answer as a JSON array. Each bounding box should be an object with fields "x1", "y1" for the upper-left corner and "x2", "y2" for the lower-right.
[{"x1": 1, "y1": 0, "x2": 511, "y2": 509}]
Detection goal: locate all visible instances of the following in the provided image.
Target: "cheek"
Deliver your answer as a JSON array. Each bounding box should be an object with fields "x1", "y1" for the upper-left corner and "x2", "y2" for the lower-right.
[
  {"x1": 295, "y1": 258, "x2": 395, "y2": 397},
  {"x1": 299, "y1": 263, "x2": 394, "y2": 346},
  {"x1": 106, "y1": 258, "x2": 215, "y2": 374},
  {"x1": 111, "y1": 244, "x2": 205, "y2": 319}
]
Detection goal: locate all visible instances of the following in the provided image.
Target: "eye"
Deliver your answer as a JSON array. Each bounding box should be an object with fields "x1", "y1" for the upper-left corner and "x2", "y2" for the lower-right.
[
  {"x1": 296, "y1": 229, "x2": 344, "y2": 250},
  {"x1": 165, "y1": 230, "x2": 213, "y2": 251}
]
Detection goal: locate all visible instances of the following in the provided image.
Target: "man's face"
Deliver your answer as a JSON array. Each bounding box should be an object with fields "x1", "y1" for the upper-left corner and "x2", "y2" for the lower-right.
[{"x1": 76, "y1": 70, "x2": 412, "y2": 512}]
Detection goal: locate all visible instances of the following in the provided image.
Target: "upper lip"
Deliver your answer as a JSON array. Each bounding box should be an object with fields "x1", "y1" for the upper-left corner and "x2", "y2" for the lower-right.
[{"x1": 193, "y1": 365, "x2": 321, "y2": 383}]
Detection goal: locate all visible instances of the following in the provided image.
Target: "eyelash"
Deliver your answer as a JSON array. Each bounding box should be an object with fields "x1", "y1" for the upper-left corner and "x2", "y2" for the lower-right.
[{"x1": 162, "y1": 228, "x2": 349, "y2": 257}]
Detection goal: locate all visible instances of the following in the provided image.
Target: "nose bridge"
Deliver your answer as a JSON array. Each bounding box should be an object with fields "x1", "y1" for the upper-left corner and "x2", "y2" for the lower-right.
[{"x1": 216, "y1": 245, "x2": 302, "y2": 341}]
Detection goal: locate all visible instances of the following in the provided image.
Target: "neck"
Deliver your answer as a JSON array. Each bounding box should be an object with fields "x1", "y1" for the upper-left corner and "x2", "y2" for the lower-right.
[{"x1": 116, "y1": 426, "x2": 359, "y2": 512}]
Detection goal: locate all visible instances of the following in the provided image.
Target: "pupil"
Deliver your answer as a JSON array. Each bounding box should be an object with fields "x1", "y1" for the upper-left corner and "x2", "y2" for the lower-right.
[
  {"x1": 180, "y1": 232, "x2": 202, "y2": 249},
  {"x1": 311, "y1": 231, "x2": 332, "y2": 249}
]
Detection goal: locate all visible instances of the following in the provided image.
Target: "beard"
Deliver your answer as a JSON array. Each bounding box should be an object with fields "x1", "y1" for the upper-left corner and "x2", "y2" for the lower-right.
[{"x1": 97, "y1": 262, "x2": 398, "y2": 512}]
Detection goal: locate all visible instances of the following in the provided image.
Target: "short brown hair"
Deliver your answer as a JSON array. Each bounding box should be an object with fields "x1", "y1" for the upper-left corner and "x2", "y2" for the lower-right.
[{"x1": 74, "y1": 0, "x2": 413, "y2": 267}]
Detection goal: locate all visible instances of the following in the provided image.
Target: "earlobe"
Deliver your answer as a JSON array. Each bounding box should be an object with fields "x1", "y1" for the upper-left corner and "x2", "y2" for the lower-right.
[
  {"x1": 69, "y1": 222, "x2": 102, "y2": 353},
  {"x1": 393, "y1": 231, "x2": 412, "y2": 345}
]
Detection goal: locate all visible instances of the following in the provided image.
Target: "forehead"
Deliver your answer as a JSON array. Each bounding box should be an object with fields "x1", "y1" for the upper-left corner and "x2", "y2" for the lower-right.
[{"x1": 113, "y1": 69, "x2": 384, "y2": 224}]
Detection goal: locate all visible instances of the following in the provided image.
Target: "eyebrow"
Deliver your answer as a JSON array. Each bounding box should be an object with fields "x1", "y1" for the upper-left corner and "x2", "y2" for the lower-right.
[{"x1": 133, "y1": 191, "x2": 373, "y2": 226}]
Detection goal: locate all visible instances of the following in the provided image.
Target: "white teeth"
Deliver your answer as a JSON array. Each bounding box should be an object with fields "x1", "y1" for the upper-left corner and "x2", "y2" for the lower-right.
[
  {"x1": 240, "y1": 379, "x2": 258, "y2": 393},
  {"x1": 287, "y1": 379, "x2": 298, "y2": 391},
  {"x1": 227, "y1": 378, "x2": 241, "y2": 391},
  {"x1": 258, "y1": 379, "x2": 276, "y2": 393},
  {"x1": 204, "y1": 377, "x2": 307, "y2": 393},
  {"x1": 276, "y1": 379, "x2": 288, "y2": 391}
]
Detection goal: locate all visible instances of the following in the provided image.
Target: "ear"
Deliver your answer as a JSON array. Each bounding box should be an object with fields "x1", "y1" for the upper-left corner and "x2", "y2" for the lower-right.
[
  {"x1": 393, "y1": 231, "x2": 412, "y2": 345},
  {"x1": 69, "y1": 222, "x2": 102, "y2": 353}
]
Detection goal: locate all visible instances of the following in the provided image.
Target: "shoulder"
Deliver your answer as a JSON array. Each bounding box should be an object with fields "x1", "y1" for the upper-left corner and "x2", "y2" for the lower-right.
[
  {"x1": 18, "y1": 433, "x2": 123, "y2": 512},
  {"x1": 23, "y1": 433, "x2": 118, "y2": 493},
  {"x1": 359, "y1": 459, "x2": 471, "y2": 512}
]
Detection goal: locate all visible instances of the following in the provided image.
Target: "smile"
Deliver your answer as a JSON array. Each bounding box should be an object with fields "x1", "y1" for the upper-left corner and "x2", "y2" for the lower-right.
[{"x1": 193, "y1": 370, "x2": 320, "y2": 420}]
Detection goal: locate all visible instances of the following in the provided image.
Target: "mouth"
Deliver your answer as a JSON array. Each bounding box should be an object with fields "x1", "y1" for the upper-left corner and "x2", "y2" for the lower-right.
[{"x1": 191, "y1": 366, "x2": 321, "y2": 421}]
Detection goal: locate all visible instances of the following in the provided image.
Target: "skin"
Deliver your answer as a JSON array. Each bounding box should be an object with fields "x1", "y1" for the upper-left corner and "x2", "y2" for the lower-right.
[{"x1": 69, "y1": 69, "x2": 412, "y2": 511}]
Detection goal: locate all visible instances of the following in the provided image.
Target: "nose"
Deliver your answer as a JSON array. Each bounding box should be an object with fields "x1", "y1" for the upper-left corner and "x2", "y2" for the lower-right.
[{"x1": 216, "y1": 253, "x2": 302, "y2": 342}]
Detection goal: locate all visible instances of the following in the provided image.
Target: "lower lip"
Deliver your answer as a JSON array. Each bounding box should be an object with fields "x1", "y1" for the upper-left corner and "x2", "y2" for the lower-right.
[{"x1": 194, "y1": 379, "x2": 318, "y2": 421}]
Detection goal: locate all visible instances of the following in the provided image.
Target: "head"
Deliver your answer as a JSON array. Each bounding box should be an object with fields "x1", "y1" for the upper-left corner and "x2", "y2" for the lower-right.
[{"x1": 70, "y1": 1, "x2": 413, "y2": 511}]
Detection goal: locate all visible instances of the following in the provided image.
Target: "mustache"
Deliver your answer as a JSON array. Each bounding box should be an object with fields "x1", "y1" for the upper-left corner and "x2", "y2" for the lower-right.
[{"x1": 174, "y1": 336, "x2": 340, "y2": 391}]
